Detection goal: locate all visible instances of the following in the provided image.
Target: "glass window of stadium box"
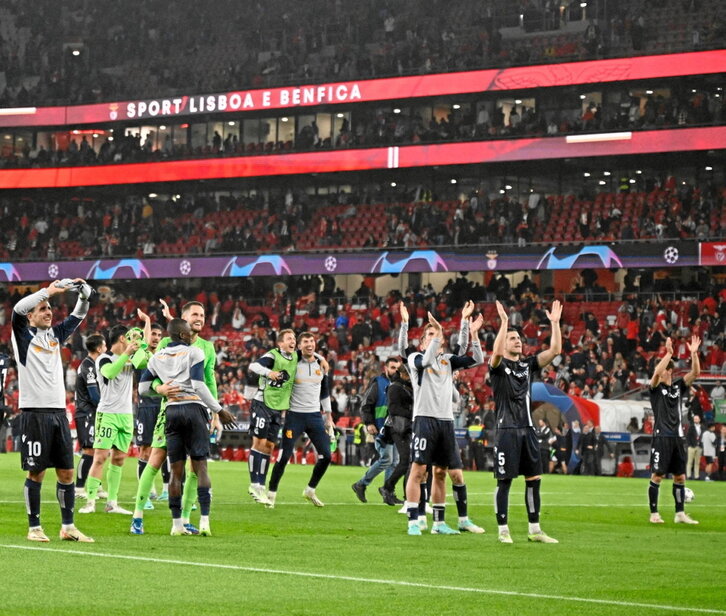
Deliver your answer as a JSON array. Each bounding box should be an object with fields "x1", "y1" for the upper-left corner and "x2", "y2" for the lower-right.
[
  {"x1": 190, "y1": 122, "x2": 208, "y2": 152},
  {"x1": 332, "y1": 112, "x2": 351, "y2": 147},
  {"x1": 495, "y1": 97, "x2": 535, "y2": 130},
  {"x1": 224, "y1": 121, "x2": 240, "y2": 152},
  {"x1": 172, "y1": 123, "x2": 188, "y2": 151},
  {"x1": 295, "y1": 114, "x2": 317, "y2": 149},
  {"x1": 277, "y1": 116, "x2": 294, "y2": 148}
]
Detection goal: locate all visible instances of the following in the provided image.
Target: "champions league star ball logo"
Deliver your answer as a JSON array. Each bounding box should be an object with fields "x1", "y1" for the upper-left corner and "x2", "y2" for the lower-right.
[
  {"x1": 47, "y1": 264, "x2": 59, "y2": 278},
  {"x1": 324, "y1": 256, "x2": 337, "y2": 272},
  {"x1": 663, "y1": 246, "x2": 679, "y2": 264},
  {"x1": 179, "y1": 260, "x2": 191, "y2": 276}
]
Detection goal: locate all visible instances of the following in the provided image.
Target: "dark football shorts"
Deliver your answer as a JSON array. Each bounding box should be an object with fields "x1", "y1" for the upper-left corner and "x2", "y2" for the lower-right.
[
  {"x1": 650, "y1": 436, "x2": 687, "y2": 476},
  {"x1": 19, "y1": 409, "x2": 74, "y2": 472},
  {"x1": 493, "y1": 427, "x2": 542, "y2": 480},
  {"x1": 250, "y1": 399, "x2": 283, "y2": 445},
  {"x1": 410, "y1": 416, "x2": 462, "y2": 470},
  {"x1": 165, "y1": 403, "x2": 211, "y2": 463},
  {"x1": 135, "y1": 403, "x2": 161, "y2": 447},
  {"x1": 75, "y1": 411, "x2": 95, "y2": 450}
]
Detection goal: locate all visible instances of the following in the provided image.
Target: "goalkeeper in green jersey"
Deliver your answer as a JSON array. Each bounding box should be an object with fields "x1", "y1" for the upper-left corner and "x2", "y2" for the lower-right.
[{"x1": 130, "y1": 299, "x2": 222, "y2": 535}]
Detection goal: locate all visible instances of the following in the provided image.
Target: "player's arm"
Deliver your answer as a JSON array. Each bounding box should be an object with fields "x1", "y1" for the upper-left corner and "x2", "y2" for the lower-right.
[
  {"x1": 360, "y1": 379, "x2": 379, "y2": 432},
  {"x1": 86, "y1": 366, "x2": 101, "y2": 405},
  {"x1": 100, "y1": 340, "x2": 138, "y2": 380},
  {"x1": 249, "y1": 352, "x2": 281, "y2": 380},
  {"x1": 650, "y1": 337, "x2": 674, "y2": 388},
  {"x1": 456, "y1": 300, "x2": 475, "y2": 354},
  {"x1": 490, "y1": 300, "x2": 509, "y2": 369},
  {"x1": 536, "y1": 299, "x2": 562, "y2": 368},
  {"x1": 683, "y1": 335, "x2": 701, "y2": 386},
  {"x1": 138, "y1": 366, "x2": 158, "y2": 397},
  {"x1": 190, "y1": 359, "x2": 234, "y2": 425},
  {"x1": 320, "y1": 375, "x2": 333, "y2": 430},
  {"x1": 131, "y1": 348, "x2": 151, "y2": 370},
  {"x1": 203, "y1": 341, "x2": 218, "y2": 399},
  {"x1": 398, "y1": 301, "x2": 410, "y2": 357},
  {"x1": 137, "y1": 308, "x2": 152, "y2": 346}
]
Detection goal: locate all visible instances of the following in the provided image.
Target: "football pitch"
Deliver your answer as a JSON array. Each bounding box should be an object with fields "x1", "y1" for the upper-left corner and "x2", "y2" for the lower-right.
[{"x1": 1, "y1": 454, "x2": 724, "y2": 616}]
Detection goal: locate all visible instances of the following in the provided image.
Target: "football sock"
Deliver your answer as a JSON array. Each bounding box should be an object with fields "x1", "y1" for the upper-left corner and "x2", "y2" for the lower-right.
[
  {"x1": 24, "y1": 478, "x2": 41, "y2": 528},
  {"x1": 495, "y1": 479, "x2": 512, "y2": 525},
  {"x1": 249, "y1": 449, "x2": 261, "y2": 483},
  {"x1": 169, "y1": 495, "x2": 182, "y2": 519},
  {"x1": 418, "y1": 482, "x2": 428, "y2": 515},
  {"x1": 76, "y1": 454, "x2": 93, "y2": 488},
  {"x1": 197, "y1": 485, "x2": 211, "y2": 516},
  {"x1": 137, "y1": 459, "x2": 148, "y2": 481},
  {"x1": 406, "y1": 501, "x2": 419, "y2": 523},
  {"x1": 86, "y1": 475, "x2": 102, "y2": 501},
  {"x1": 259, "y1": 452, "x2": 271, "y2": 485},
  {"x1": 528, "y1": 522, "x2": 542, "y2": 535},
  {"x1": 56, "y1": 482, "x2": 75, "y2": 525},
  {"x1": 452, "y1": 483, "x2": 468, "y2": 518},
  {"x1": 432, "y1": 503, "x2": 446, "y2": 524},
  {"x1": 525, "y1": 478, "x2": 541, "y2": 523},
  {"x1": 648, "y1": 480, "x2": 660, "y2": 513},
  {"x1": 161, "y1": 458, "x2": 171, "y2": 485},
  {"x1": 309, "y1": 454, "x2": 331, "y2": 489},
  {"x1": 135, "y1": 464, "x2": 160, "y2": 516},
  {"x1": 182, "y1": 472, "x2": 198, "y2": 519},
  {"x1": 107, "y1": 464, "x2": 123, "y2": 502},
  {"x1": 673, "y1": 482, "x2": 685, "y2": 513}
]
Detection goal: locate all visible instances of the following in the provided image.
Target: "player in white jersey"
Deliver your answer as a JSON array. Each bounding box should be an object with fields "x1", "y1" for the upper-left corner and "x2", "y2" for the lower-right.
[
  {"x1": 12, "y1": 278, "x2": 94, "y2": 542},
  {"x1": 401, "y1": 306, "x2": 484, "y2": 536},
  {"x1": 139, "y1": 319, "x2": 235, "y2": 536},
  {"x1": 79, "y1": 325, "x2": 139, "y2": 514},
  {"x1": 398, "y1": 301, "x2": 485, "y2": 534}
]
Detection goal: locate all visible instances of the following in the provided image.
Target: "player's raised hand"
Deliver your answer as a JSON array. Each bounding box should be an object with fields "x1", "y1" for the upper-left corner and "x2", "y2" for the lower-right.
[
  {"x1": 159, "y1": 298, "x2": 173, "y2": 321},
  {"x1": 469, "y1": 314, "x2": 484, "y2": 334},
  {"x1": 665, "y1": 337, "x2": 673, "y2": 355},
  {"x1": 427, "y1": 311, "x2": 442, "y2": 333},
  {"x1": 495, "y1": 300, "x2": 508, "y2": 323},
  {"x1": 462, "y1": 300, "x2": 475, "y2": 319},
  {"x1": 546, "y1": 299, "x2": 562, "y2": 323},
  {"x1": 137, "y1": 308, "x2": 151, "y2": 322},
  {"x1": 47, "y1": 280, "x2": 66, "y2": 297},
  {"x1": 399, "y1": 301, "x2": 409, "y2": 323},
  {"x1": 687, "y1": 335, "x2": 701, "y2": 353}
]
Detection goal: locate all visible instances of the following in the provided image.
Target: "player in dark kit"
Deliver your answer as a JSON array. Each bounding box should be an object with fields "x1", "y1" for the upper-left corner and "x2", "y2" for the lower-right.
[
  {"x1": 74, "y1": 333, "x2": 107, "y2": 498},
  {"x1": 489, "y1": 299, "x2": 562, "y2": 544},
  {"x1": 648, "y1": 335, "x2": 700, "y2": 525}
]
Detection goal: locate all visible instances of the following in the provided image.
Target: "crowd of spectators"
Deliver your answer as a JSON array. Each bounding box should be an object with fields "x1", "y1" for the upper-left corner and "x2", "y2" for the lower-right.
[
  {"x1": 1, "y1": 0, "x2": 723, "y2": 108},
  {"x1": 3, "y1": 80, "x2": 723, "y2": 172},
  {"x1": 0, "y1": 176, "x2": 724, "y2": 262}
]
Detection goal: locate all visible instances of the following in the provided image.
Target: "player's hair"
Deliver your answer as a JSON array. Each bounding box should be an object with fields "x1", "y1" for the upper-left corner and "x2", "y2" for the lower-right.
[
  {"x1": 150, "y1": 322, "x2": 164, "y2": 332},
  {"x1": 507, "y1": 327, "x2": 521, "y2": 334},
  {"x1": 85, "y1": 333, "x2": 106, "y2": 353},
  {"x1": 666, "y1": 359, "x2": 675, "y2": 371},
  {"x1": 278, "y1": 329, "x2": 295, "y2": 343},
  {"x1": 298, "y1": 332, "x2": 315, "y2": 342},
  {"x1": 108, "y1": 324, "x2": 129, "y2": 345},
  {"x1": 168, "y1": 318, "x2": 190, "y2": 341},
  {"x1": 181, "y1": 301, "x2": 205, "y2": 315},
  {"x1": 385, "y1": 356, "x2": 400, "y2": 366},
  {"x1": 423, "y1": 323, "x2": 438, "y2": 336}
]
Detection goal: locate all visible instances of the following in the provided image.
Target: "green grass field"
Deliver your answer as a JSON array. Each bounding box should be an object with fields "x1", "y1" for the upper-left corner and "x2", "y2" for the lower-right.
[{"x1": 1, "y1": 453, "x2": 724, "y2": 616}]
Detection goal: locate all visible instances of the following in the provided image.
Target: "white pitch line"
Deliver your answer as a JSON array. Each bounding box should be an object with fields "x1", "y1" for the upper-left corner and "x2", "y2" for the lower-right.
[{"x1": 1, "y1": 544, "x2": 724, "y2": 615}]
